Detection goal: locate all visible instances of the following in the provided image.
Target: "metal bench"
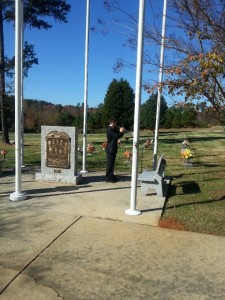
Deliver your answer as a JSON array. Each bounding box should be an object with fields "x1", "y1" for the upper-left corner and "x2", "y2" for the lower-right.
[{"x1": 137, "y1": 155, "x2": 166, "y2": 197}]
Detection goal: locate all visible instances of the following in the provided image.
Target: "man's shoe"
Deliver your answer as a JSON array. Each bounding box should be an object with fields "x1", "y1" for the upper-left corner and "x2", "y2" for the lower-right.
[
  {"x1": 112, "y1": 176, "x2": 120, "y2": 182},
  {"x1": 106, "y1": 178, "x2": 118, "y2": 183}
]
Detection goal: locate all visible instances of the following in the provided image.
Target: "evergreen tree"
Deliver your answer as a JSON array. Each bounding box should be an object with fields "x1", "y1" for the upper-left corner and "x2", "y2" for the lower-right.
[
  {"x1": 140, "y1": 93, "x2": 168, "y2": 129},
  {"x1": 182, "y1": 106, "x2": 197, "y2": 128},
  {"x1": 171, "y1": 108, "x2": 183, "y2": 128},
  {"x1": 164, "y1": 105, "x2": 197, "y2": 128},
  {"x1": 58, "y1": 111, "x2": 74, "y2": 126},
  {"x1": 103, "y1": 78, "x2": 135, "y2": 129},
  {"x1": 88, "y1": 104, "x2": 104, "y2": 131},
  {"x1": 164, "y1": 108, "x2": 175, "y2": 129}
]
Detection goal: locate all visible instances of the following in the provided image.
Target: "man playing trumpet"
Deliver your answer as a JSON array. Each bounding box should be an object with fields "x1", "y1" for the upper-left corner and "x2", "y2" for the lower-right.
[{"x1": 105, "y1": 117, "x2": 125, "y2": 183}]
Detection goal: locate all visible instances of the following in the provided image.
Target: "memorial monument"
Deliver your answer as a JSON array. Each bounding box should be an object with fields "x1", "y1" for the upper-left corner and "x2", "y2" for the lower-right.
[{"x1": 36, "y1": 126, "x2": 82, "y2": 184}]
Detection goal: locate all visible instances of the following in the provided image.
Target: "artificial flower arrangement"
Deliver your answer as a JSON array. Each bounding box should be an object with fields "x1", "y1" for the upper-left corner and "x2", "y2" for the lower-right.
[
  {"x1": 101, "y1": 139, "x2": 120, "y2": 151},
  {"x1": 181, "y1": 148, "x2": 194, "y2": 160},
  {"x1": 1, "y1": 149, "x2": 7, "y2": 160},
  {"x1": 86, "y1": 144, "x2": 95, "y2": 153},
  {"x1": 123, "y1": 149, "x2": 132, "y2": 161},
  {"x1": 181, "y1": 139, "x2": 194, "y2": 160},
  {"x1": 101, "y1": 141, "x2": 108, "y2": 151}
]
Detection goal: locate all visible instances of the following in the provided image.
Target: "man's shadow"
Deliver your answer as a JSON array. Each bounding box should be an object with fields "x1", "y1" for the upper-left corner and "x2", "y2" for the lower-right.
[{"x1": 82, "y1": 174, "x2": 131, "y2": 184}]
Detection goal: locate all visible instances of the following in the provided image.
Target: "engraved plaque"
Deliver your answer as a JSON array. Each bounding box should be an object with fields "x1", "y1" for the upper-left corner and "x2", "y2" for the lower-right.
[{"x1": 46, "y1": 131, "x2": 71, "y2": 169}]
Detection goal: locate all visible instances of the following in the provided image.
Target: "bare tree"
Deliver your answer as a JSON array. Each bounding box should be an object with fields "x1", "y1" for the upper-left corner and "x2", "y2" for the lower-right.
[{"x1": 94, "y1": 0, "x2": 225, "y2": 125}]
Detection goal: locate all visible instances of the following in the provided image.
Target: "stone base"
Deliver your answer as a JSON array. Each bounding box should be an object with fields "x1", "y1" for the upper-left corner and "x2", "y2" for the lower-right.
[
  {"x1": 35, "y1": 173, "x2": 82, "y2": 185},
  {"x1": 183, "y1": 160, "x2": 193, "y2": 167}
]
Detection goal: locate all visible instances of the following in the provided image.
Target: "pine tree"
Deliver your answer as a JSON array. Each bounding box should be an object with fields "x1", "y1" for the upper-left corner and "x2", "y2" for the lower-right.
[
  {"x1": 140, "y1": 93, "x2": 168, "y2": 130},
  {"x1": 103, "y1": 78, "x2": 135, "y2": 129},
  {"x1": 0, "y1": 1, "x2": 71, "y2": 143}
]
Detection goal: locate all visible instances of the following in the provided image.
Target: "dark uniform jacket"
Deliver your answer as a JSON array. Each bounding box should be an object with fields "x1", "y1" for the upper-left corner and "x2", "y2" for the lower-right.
[{"x1": 106, "y1": 126, "x2": 123, "y2": 154}]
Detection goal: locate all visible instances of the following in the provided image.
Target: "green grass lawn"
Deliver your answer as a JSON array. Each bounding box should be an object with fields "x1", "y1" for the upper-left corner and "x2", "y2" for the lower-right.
[{"x1": 1, "y1": 127, "x2": 225, "y2": 236}]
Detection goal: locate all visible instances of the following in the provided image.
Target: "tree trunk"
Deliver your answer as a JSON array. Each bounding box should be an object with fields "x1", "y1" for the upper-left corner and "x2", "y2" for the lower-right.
[{"x1": 0, "y1": 3, "x2": 9, "y2": 144}]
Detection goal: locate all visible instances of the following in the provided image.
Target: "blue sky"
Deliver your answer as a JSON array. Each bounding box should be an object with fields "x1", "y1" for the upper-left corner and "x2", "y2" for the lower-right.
[{"x1": 5, "y1": 0, "x2": 168, "y2": 108}]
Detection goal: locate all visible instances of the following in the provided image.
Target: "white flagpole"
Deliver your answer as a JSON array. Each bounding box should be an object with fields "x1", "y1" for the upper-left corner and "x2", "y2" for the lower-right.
[
  {"x1": 20, "y1": 1, "x2": 25, "y2": 167},
  {"x1": 153, "y1": 0, "x2": 167, "y2": 170},
  {"x1": 81, "y1": 0, "x2": 90, "y2": 173},
  {"x1": 125, "y1": 0, "x2": 145, "y2": 216},
  {"x1": 10, "y1": 0, "x2": 27, "y2": 201}
]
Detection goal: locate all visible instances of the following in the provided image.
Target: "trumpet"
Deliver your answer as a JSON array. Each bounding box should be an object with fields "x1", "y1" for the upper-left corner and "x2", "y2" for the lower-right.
[{"x1": 117, "y1": 126, "x2": 133, "y2": 135}]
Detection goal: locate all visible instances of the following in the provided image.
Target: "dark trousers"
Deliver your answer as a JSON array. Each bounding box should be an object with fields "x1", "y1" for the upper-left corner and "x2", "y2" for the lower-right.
[{"x1": 106, "y1": 152, "x2": 116, "y2": 181}]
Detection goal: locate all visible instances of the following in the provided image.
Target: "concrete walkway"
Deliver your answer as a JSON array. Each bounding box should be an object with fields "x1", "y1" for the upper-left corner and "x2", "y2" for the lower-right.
[{"x1": 0, "y1": 170, "x2": 225, "y2": 299}]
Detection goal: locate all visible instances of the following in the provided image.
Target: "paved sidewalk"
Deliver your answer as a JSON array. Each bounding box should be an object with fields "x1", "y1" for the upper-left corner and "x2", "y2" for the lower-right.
[{"x1": 0, "y1": 170, "x2": 225, "y2": 299}]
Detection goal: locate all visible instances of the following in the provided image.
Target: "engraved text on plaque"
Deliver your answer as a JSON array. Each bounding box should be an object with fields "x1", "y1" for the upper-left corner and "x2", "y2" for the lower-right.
[{"x1": 46, "y1": 131, "x2": 71, "y2": 169}]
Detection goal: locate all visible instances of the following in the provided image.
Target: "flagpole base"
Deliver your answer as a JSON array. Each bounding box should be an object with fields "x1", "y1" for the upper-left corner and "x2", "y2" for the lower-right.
[
  {"x1": 125, "y1": 208, "x2": 142, "y2": 216},
  {"x1": 10, "y1": 192, "x2": 27, "y2": 201},
  {"x1": 80, "y1": 170, "x2": 88, "y2": 174}
]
